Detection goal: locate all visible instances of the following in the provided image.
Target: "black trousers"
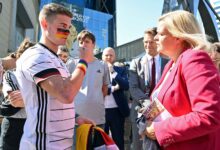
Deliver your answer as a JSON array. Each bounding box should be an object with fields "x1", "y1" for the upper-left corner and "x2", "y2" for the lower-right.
[
  {"x1": 0, "y1": 117, "x2": 26, "y2": 150},
  {"x1": 105, "y1": 108, "x2": 125, "y2": 150}
]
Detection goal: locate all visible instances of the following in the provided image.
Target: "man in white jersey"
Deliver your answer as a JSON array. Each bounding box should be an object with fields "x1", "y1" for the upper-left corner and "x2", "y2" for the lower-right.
[
  {"x1": 16, "y1": 3, "x2": 93, "y2": 150},
  {"x1": 0, "y1": 54, "x2": 17, "y2": 84}
]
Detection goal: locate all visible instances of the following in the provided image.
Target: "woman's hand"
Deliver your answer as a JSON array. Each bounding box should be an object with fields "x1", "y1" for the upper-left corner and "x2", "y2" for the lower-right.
[{"x1": 145, "y1": 121, "x2": 156, "y2": 140}]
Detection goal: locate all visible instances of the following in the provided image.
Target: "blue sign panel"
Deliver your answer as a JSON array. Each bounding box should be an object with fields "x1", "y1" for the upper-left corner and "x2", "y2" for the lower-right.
[{"x1": 40, "y1": 0, "x2": 113, "y2": 57}]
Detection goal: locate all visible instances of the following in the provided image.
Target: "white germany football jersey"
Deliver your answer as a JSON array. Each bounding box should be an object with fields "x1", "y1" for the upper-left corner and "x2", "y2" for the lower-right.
[{"x1": 16, "y1": 43, "x2": 75, "y2": 150}]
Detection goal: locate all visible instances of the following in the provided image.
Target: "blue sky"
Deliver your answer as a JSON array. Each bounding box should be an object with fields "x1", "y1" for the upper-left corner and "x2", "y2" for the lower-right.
[{"x1": 116, "y1": 0, "x2": 164, "y2": 46}]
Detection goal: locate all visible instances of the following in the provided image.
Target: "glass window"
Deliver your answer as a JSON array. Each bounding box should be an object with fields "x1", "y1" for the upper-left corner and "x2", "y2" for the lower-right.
[{"x1": 40, "y1": 0, "x2": 113, "y2": 57}]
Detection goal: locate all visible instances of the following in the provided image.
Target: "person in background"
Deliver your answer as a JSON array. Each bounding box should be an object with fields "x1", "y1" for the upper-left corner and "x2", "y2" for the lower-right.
[
  {"x1": 69, "y1": 30, "x2": 109, "y2": 128},
  {"x1": 129, "y1": 27, "x2": 168, "y2": 150},
  {"x1": 145, "y1": 10, "x2": 220, "y2": 150},
  {"x1": 0, "y1": 54, "x2": 17, "y2": 84},
  {"x1": 57, "y1": 45, "x2": 70, "y2": 63},
  {"x1": 0, "y1": 52, "x2": 17, "y2": 136},
  {"x1": 0, "y1": 38, "x2": 35, "y2": 150},
  {"x1": 209, "y1": 42, "x2": 220, "y2": 72},
  {"x1": 115, "y1": 62, "x2": 133, "y2": 150},
  {"x1": 66, "y1": 30, "x2": 109, "y2": 149},
  {"x1": 15, "y1": 3, "x2": 94, "y2": 149},
  {"x1": 57, "y1": 45, "x2": 76, "y2": 73},
  {"x1": 102, "y1": 47, "x2": 130, "y2": 150}
]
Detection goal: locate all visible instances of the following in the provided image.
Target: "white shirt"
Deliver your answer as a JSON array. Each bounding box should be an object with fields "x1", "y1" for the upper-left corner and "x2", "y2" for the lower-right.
[
  {"x1": 151, "y1": 62, "x2": 175, "y2": 101},
  {"x1": 104, "y1": 71, "x2": 118, "y2": 108},
  {"x1": 146, "y1": 54, "x2": 161, "y2": 84}
]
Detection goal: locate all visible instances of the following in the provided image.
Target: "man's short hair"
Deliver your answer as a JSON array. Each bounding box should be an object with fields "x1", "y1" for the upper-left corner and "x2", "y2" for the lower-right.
[
  {"x1": 39, "y1": 3, "x2": 73, "y2": 22},
  {"x1": 77, "y1": 30, "x2": 96, "y2": 44},
  {"x1": 144, "y1": 27, "x2": 157, "y2": 37},
  {"x1": 58, "y1": 45, "x2": 69, "y2": 53}
]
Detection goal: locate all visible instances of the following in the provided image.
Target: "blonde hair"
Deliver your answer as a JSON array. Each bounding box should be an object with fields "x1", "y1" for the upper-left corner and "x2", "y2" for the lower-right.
[
  {"x1": 144, "y1": 27, "x2": 157, "y2": 37},
  {"x1": 66, "y1": 25, "x2": 78, "y2": 50},
  {"x1": 159, "y1": 10, "x2": 210, "y2": 51},
  {"x1": 39, "y1": 3, "x2": 73, "y2": 23}
]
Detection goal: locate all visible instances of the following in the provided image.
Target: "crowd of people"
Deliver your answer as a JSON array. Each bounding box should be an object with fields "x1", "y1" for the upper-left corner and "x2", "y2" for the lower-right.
[{"x1": 0, "y1": 2, "x2": 219, "y2": 150}]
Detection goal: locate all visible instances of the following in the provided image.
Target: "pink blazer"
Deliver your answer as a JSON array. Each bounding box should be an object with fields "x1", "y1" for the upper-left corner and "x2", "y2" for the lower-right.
[{"x1": 153, "y1": 49, "x2": 220, "y2": 150}]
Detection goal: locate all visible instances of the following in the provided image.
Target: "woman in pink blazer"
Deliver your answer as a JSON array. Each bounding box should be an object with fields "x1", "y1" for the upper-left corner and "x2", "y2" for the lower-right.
[{"x1": 145, "y1": 10, "x2": 220, "y2": 150}]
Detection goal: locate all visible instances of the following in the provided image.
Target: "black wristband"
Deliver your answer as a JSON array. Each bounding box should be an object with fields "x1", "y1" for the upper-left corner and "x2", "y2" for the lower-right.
[{"x1": 78, "y1": 59, "x2": 88, "y2": 68}]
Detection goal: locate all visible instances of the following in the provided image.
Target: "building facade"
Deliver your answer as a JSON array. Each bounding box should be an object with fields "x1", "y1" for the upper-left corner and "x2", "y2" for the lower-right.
[
  {"x1": 40, "y1": 0, "x2": 116, "y2": 57},
  {"x1": 115, "y1": 38, "x2": 144, "y2": 62},
  {"x1": 210, "y1": 0, "x2": 220, "y2": 32},
  {"x1": 0, "y1": 0, "x2": 39, "y2": 57},
  {"x1": 114, "y1": 0, "x2": 220, "y2": 62}
]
